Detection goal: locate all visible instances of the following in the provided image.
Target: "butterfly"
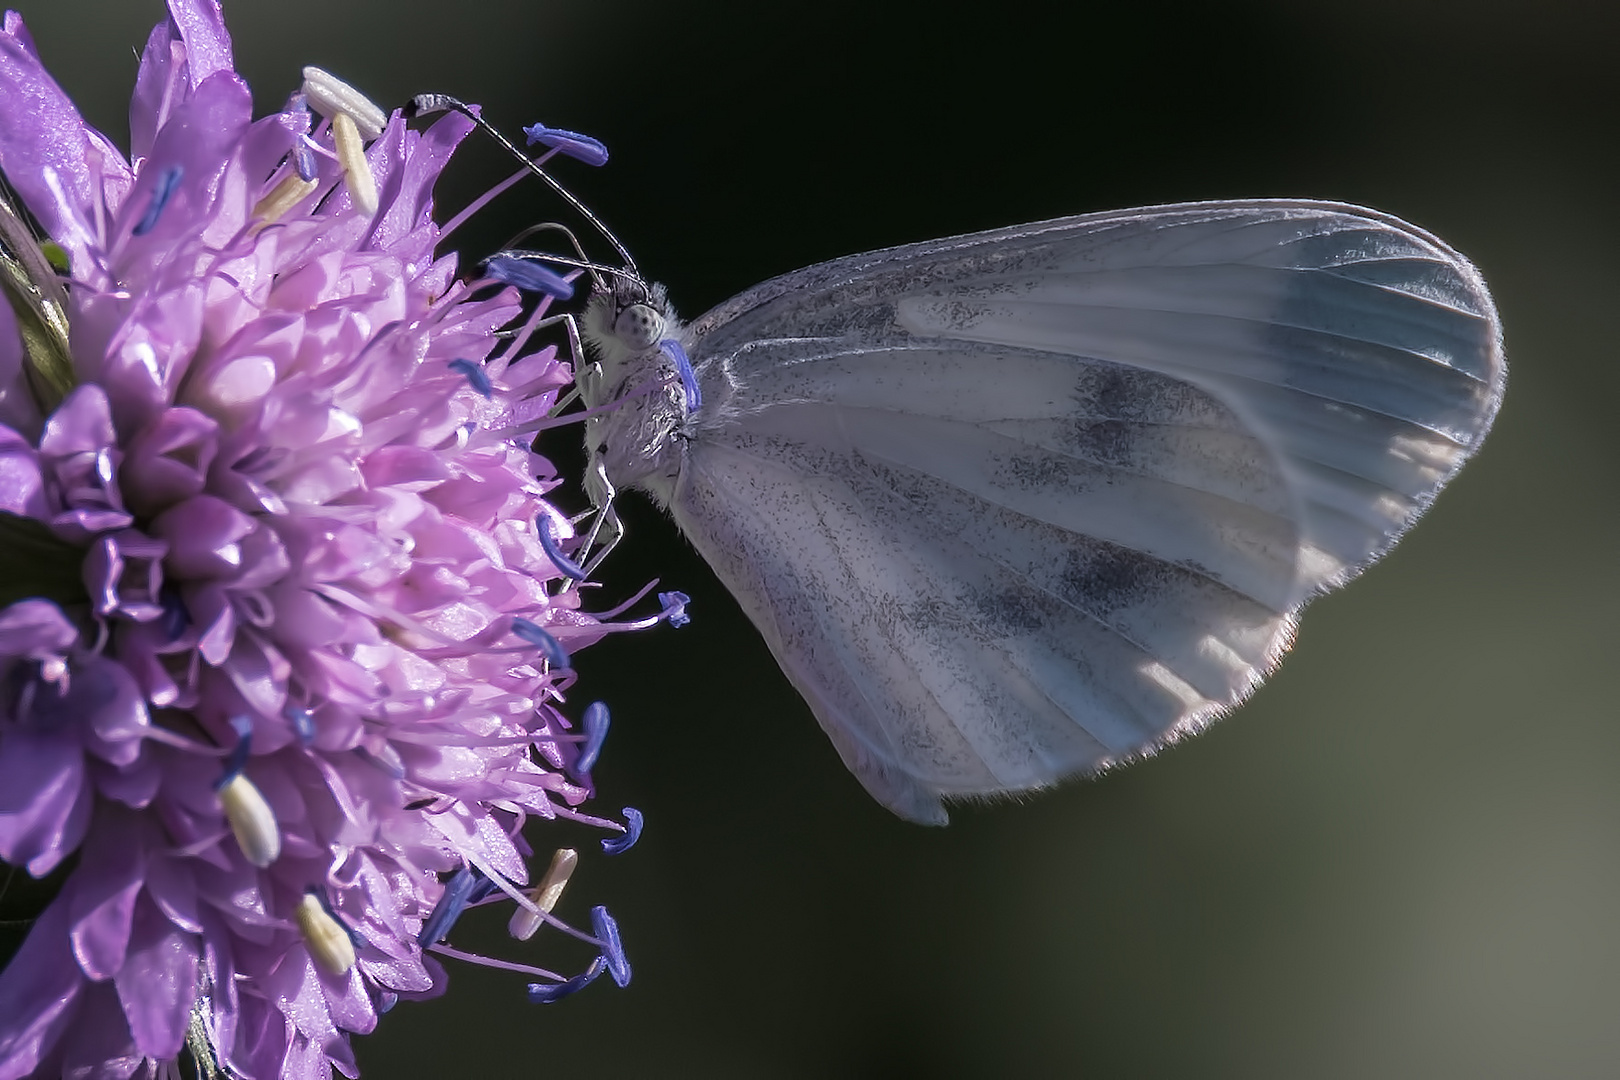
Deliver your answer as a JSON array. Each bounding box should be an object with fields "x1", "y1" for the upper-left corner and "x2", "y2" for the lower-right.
[{"x1": 567, "y1": 200, "x2": 1504, "y2": 824}]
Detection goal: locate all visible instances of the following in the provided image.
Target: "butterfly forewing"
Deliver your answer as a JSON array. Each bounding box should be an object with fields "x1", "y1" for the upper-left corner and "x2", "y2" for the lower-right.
[{"x1": 657, "y1": 200, "x2": 1502, "y2": 823}]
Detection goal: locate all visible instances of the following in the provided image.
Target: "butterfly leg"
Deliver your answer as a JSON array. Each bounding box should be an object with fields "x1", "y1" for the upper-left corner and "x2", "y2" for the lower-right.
[{"x1": 558, "y1": 453, "x2": 623, "y2": 590}]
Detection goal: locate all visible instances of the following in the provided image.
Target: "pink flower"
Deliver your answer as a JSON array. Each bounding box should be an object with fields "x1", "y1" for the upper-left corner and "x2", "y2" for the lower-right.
[{"x1": 0, "y1": 2, "x2": 654, "y2": 1077}]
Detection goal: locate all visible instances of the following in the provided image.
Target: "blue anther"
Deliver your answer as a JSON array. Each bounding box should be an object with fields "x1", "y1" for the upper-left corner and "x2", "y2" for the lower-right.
[
  {"x1": 526, "y1": 956, "x2": 605, "y2": 1004},
  {"x1": 133, "y1": 164, "x2": 184, "y2": 236},
  {"x1": 658, "y1": 339, "x2": 701, "y2": 411},
  {"x1": 535, "y1": 516, "x2": 587, "y2": 581},
  {"x1": 417, "y1": 866, "x2": 480, "y2": 947},
  {"x1": 511, "y1": 618, "x2": 571, "y2": 669},
  {"x1": 571, "y1": 701, "x2": 610, "y2": 778},
  {"x1": 521, "y1": 122, "x2": 609, "y2": 167},
  {"x1": 467, "y1": 875, "x2": 503, "y2": 905},
  {"x1": 486, "y1": 257, "x2": 574, "y2": 300},
  {"x1": 601, "y1": 807, "x2": 643, "y2": 856},
  {"x1": 590, "y1": 906, "x2": 631, "y2": 988},
  {"x1": 448, "y1": 358, "x2": 493, "y2": 399},
  {"x1": 658, "y1": 591, "x2": 692, "y2": 628},
  {"x1": 295, "y1": 135, "x2": 319, "y2": 182},
  {"x1": 160, "y1": 584, "x2": 189, "y2": 641},
  {"x1": 215, "y1": 714, "x2": 255, "y2": 789},
  {"x1": 284, "y1": 705, "x2": 316, "y2": 747}
]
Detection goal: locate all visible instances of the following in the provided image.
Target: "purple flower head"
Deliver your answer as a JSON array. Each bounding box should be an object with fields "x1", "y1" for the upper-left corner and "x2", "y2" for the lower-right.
[{"x1": 0, "y1": 3, "x2": 660, "y2": 1077}]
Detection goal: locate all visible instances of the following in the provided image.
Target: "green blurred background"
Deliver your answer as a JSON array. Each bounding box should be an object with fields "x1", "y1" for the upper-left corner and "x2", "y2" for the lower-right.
[{"x1": 14, "y1": 1, "x2": 1619, "y2": 1076}]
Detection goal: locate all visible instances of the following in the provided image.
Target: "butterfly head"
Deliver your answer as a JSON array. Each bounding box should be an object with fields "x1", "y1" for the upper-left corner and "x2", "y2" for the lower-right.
[{"x1": 579, "y1": 276, "x2": 678, "y2": 388}]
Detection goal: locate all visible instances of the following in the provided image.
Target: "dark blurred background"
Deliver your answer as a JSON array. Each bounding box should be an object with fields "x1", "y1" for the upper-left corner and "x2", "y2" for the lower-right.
[{"x1": 14, "y1": 1, "x2": 1619, "y2": 1076}]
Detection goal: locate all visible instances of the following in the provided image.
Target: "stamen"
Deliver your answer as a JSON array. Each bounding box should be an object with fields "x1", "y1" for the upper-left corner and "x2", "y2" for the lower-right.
[
  {"x1": 418, "y1": 865, "x2": 480, "y2": 947},
  {"x1": 295, "y1": 139, "x2": 319, "y2": 182},
  {"x1": 300, "y1": 66, "x2": 387, "y2": 141},
  {"x1": 527, "y1": 956, "x2": 605, "y2": 1004},
  {"x1": 295, "y1": 892, "x2": 357, "y2": 977},
  {"x1": 570, "y1": 701, "x2": 610, "y2": 779},
  {"x1": 410, "y1": 92, "x2": 637, "y2": 279},
  {"x1": 511, "y1": 617, "x2": 571, "y2": 669},
  {"x1": 331, "y1": 112, "x2": 379, "y2": 217},
  {"x1": 285, "y1": 91, "x2": 318, "y2": 180},
  {"x1": 590, "y1": 906, "x2": 631, "y2": 987},
  {"x1": 159, "y1": 584, "x2": 189, "y2": 641},
  {"x1": 133, "y1": 164, "x2": 183, "y2": 236},
  {"x1": 214, "y1": 715, "x2": 281, "y2": 867},
  {"x1": 217, "y1": 775, "x2": 281, "y2": 868},
  {"x1": 448, "y1": 357, "x2": 493, "y2": 399},
  {"x1": 284, "y1": 704, "x2": 316, "y2": 747},
  {"x1": 535, "y1": 515, "x2": 587, "y2": 581},
  {"x1": 521, "y1": 122, "x2": 609, "y2": 167},
  {"x1": 659, "y1": 338, "x2": 701, "y2": 410},
  {"x1": 657, "y1": 591, "x2": 692, "y2": 628},
  {"x1": 601, "y1": 808, "x2": 643, "y2": 856},
  {"x1": 252, "y1": 174, "x2": 318, "y2": 225},
  {"x1": 508, "y1": 847, "x2": 579, "y2": 941},
  {"x1": 486, "y1": 256, "x2": 575, "y2": 300}
]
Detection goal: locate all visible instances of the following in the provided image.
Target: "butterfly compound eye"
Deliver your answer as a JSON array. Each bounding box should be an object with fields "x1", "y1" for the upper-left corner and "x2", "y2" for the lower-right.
[{"x1": 613, "y1": 303, "x2": 665, "y2": 349}]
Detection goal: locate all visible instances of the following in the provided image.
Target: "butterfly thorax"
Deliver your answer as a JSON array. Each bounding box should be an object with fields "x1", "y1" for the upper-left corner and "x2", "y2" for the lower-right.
[{"x1": 577, "y1": 281, "x2": 692, "y2": 508}]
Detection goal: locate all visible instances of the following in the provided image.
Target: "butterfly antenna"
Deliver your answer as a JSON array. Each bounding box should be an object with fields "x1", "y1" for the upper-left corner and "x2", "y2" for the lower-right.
[
  {"x1": 506, "y1": 221, "x2": 591, "y2": 268},
  {"x1": 495, "y1": 222, "x2": 648, "y2": 293},
  {"x1": 408, "y1": 93, "x2": 638, "y2": 281}
]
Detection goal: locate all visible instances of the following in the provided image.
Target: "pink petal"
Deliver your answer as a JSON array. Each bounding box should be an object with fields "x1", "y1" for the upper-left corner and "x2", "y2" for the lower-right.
[
  {"x1": 68, "y1": 809, "x2": 147, "y2": 980},
  {"x1": 113, "y1": 894, "x2": 198, "y2": 1059},
  {"x1": 164, "y1": 0, "x2": 234, "y2": 89},
  {"x1": 38, "y1": 384, "x2": 115, "y2": 459},
  {"x1": 0, "y1": 16, "x2": 96, "y2": 269},
  {"x1": 0, "y1": 598, "x2": 77, "y2": 657},
  {"x1": 150, "y1": 494, "x2": 255, "y2": 578},
  {"x1": 120, "y1": 406, "x2": 218, "y2": 516},
  {"x1": 0, "y1": 728, "x2": 90, "y2": 875},
  {"x1": 0, "y1": 892, "x2": 84, "y2": 1080},
  {"x1": 59, "y1": 982, "x2": 141, "y2": 1080},
  {"x1": 129, "y1": 21, "x2": 182, "y2": 164},
  {"x1": 0, "y1": 425, "x2": 43, "y2": 514}
]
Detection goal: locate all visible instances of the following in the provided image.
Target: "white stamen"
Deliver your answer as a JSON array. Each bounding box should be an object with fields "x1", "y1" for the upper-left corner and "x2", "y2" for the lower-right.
[
  {"x1": 508, "y1": 848, "x2": 578, "y2": 941},
  {"x1": 295, "y1": 893, "x2": 357, "y2": 976},
  {"x1": 218, "y1": 773, "x2": 281, "y2": 867},
  {"x1": 252, "y1": 174, "x2": 319, "y2": 225},
  {"x1": 331, "y1": 112, "x2": 379, "y2": 217},
  {"x1": 300, "y1": 66, "x2": 387, "y2": 140}
]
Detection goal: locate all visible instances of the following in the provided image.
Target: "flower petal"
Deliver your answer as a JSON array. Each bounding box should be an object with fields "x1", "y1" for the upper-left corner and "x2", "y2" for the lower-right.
[
  {"x1": 0, "y1": 16, "x2": 96, "y2": 267},
  {"x1": 68, "y1": 807, "x2": 147, "y2": 980},
  {"x1": 0, "y1": 727, "x2": 90, "y2": 875},
  {"x1": 164, "y1": 0, "x2": 234, "y2": 90},
  {"x1": 113, "y1": 894, "x2": 198, "y2": 1059},
  {"x1": 0, "y1": 892, "x2": 84, "y2": 1080}
]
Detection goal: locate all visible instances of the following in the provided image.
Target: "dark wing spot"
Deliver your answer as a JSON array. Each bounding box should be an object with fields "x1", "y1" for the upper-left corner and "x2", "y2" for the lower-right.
[{"x1": 1058, "y1": 542, "x2": 1159, "y2": 618}]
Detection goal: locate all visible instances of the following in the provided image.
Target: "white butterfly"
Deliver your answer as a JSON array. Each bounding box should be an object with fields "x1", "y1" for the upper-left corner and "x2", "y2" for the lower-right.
[{"x1": 570, "y1": 200, "x2": 1504, "y2": 824}]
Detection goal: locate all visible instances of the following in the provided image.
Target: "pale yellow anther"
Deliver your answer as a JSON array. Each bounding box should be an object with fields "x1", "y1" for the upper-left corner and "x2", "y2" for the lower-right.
[
  {"x1": 508, "y1": 847, "x2": 578, "y2": 941},
  {"x1": 218, "y1": 773, "x2": 281, "y2": 868},
  {"x1": 331, "y1": 112, "x2": 379, "y2": 218},
  {"x1": 300, "y1": 66, "x2": 387, "y2": 140},
  {"x1": 295, "y1": 893, "x2": 357, "y2": 977},
  {"x1": 251, "y1": 174, "x2": 319, "y2": 226}
]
